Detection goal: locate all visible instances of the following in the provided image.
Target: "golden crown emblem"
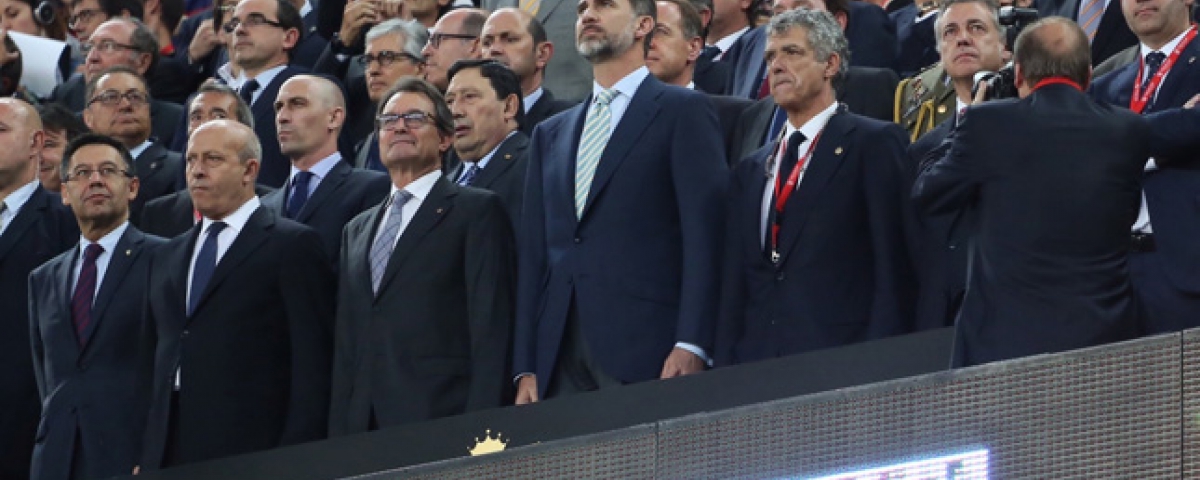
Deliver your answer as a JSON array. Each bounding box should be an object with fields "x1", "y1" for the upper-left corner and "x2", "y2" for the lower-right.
[{"x1": 468, "y1": 429, "x2": 508, "y2": 456}]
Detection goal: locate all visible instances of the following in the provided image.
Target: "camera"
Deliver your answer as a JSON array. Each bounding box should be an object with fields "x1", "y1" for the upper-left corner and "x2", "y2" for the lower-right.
[{"x1": 971, "y1": 7, "x2": 1039, "y2": 101}]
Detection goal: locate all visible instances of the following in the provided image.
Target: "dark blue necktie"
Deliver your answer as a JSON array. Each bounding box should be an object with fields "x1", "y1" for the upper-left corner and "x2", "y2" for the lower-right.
[
  {"x1": 287, "y1": 171, "x2": 314, "y2": 218},
  {"x1": 240, "y1": 79, "x2": 260, "y2": 105},
  {"x1": 700, "y1": 45, "x2": 721, "y2": 61},
  {"x1": 1141, "y1": 51, "x2": 1166, "y2": 92},
  {"x1": 189, "y1": 222, "x2": 227, "y2": 317},
  {"x1": 457, "y1": 164, "x2": 479, "y2": 186}
]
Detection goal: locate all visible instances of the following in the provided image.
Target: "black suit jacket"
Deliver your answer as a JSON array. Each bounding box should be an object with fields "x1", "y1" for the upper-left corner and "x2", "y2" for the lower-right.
[
  {"x1": 706, "y1": 94, "x2": 753, "y2": 158},
  {"x1": 131, "y1": 142, "x2": 183, "y2": 227},
  {"x1": 139, "y1": 190, "x2": 194, "y2": 239},
  {"x1": 727, "y1": 67, "x2": 899, "y2": 164},
  {"x1": 522, "y1": 88, "x2": 574, "y2": 136},
  {"x1": 845, "y1": 0, "x2": 899, "y2": 71},
  {"x1": 0, "y1": 187, "x2": 78, "y2": 480},
  {"x1": 49, "y1": 74, "x2": 184, "y2": 147},
  {"x1": 912, "y1": 85, "x2": 1182, "y2": 366},
  {"x1": 1037, "y1": 0, "x2": 1137, "y2": 66},
  {"x1": 140, "y1": 206, "x2": 334, "y2": 468},
  {"x1": 715, "y1": 109, "x2": 916, "y2": 366},
  {"x1": 330, "y1": 176, "x2": 515, "y2": 435},
  {"x1": 249, "y1": 66, "x2": 308, "y2": 188},
  {"x1": 260, "y1": 159, "x2": 390, "y2": 262},
  {"x1": 693, "y1": 47, "x2": 731, "y2": 95},
  {"x1": 28, "y1": 226, "x2": 163, "y2": 480},
  {"x1": 891, "y1": 3, "x2": 939, "y2": 77},
  {"x1": 905, "y1": 118, "x2": 970, "y2": 331},
  {"x1": 447, "y1": 132, "x2": 530, "y2": 231}
]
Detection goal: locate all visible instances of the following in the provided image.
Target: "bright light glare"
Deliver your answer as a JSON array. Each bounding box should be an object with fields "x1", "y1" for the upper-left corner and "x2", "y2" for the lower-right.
[{"x1": 801, "y1": 449, "x2": 989, "y2": 480}]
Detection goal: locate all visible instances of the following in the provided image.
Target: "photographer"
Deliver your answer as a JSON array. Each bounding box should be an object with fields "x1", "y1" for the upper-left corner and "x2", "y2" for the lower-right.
[{"x1": 912, "y1": 17, "x2": 1200, "y2": 367}]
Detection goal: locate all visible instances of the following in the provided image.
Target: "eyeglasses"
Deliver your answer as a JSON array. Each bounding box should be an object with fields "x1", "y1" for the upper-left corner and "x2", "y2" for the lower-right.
[
  {"x1": 216, "y1": 4, "x2": 236, "y2": 12},
  {"x1": 377, "y1": 111, "x2": 436, "y2": 131},
  {"x1": 223, "y1": 13, "x2": 286, "y2": 33},
  {"x1": 80, "y1": 39, "x2": 139, "y2": 54},
  {"x1": 64, "y1": 165, "x2": 132, "y2": 182},
  {"x1": 358, "y1": 50, "x2": 422, "y2": 68},
  {"x1": 68, "y1": 8, "x2": 103, "y2": 28},
  {"x1": 427, "y1": 32, "x2": 477, "y2": 49},
  {"x1": 88, "y1": 90, "x2": 150, "y2": 107}
]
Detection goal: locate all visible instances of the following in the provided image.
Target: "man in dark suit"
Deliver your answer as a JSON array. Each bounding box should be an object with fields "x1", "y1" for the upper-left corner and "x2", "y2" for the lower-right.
[
  {"x1": 913, "y1": 18, "x2": 1198, "y2": 366},
  {"x1": 139, "y1": 120, "x2": 334, "y2": 469},
  {"x1": 891, "y1": 0, "x2": 939, "y2": 77},
  {"x1": 227, "y1": 0, "x2": 308, "y2": 188},
  {"x1": 142, "y1": 80, "x2": 258, "y2": 237},
  {"x1": 646, "y1": 0, "x2": 752, "y2": 150},
  {"x1": 262, "y1": 75, "x2": 389, "y2": 261},
  {"x1": 1090, "y1": 0, "x2": 1200, "y2": 334},
  {"x1": 329, "y1": 78, "x2": 514, "y2": 435},
  {"x1": 724, "y1": 0, "x2": 897, "y2": 99},
  {"x1": 50, "y1": 18, "x2": 183, "y2": 147},
  {"x1": 716, "y1": 9, "x2": 915, "y2": 367},
  {"x1": 28, "y1": 134, "x2": 164, "y2": 480},
  {"x1": 481, "y1": 8, "x2": 576, "y2": 135},
  {"x1": 315, "y1": 18, "x2": 429, "y2": 171},
  {"x1": 514, "y1": 0, "x2": 727, "y2": 402},
  {"x1": 83, "y1": 67, "x2": 183, "y2": 226},
  {"x1": 0, "y1": 99, "x2": 79, "y2": 480},
  {"x1": 727, "y1": 65, "x2": 898, "y2": 164},
  {"x1": 1037, "y1": 0, "x2": 1137, "y2": 66},
  {"x1": 444, "y1": 60, "x2": 530, "y2": 227}
]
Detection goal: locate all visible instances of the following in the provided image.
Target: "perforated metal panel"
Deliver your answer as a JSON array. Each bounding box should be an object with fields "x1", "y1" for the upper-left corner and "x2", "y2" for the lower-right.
[
  {"x1": 656, "y1": 334, "x2": 1181, "y2": 479},
  {"x1": 1181, "y1": 330, "x2": 1200, "y2": 479},
  {"x1": 358, "y1": 426, "x2": 657, "y2": 480}
]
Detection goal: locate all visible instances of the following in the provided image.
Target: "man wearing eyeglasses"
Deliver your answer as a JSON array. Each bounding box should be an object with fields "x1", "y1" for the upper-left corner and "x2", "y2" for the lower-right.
[
  {"x1": 83, "y1": 66, "x2": 181, "y2": 227},
  {"x1": 227, "y1": 0, "x2": 308, "y2": 189},
  {"x1": 329, "y1": 77, "x2": 514, "y2": 436},
  {"x1": 0, "y1": 98, "x2": 78, "y2": 480},
  {"x1": 28, "y1": 133, "x2": 163, "y2": 480},
  {"x1": 67, "y1": 0, "x2": 142, "y2": 44},
  {"x1": 421, "y1": 8, "x2": 486, "y2": 92},
  {"x1": 49, "y1": 18, "x2": 185, "y2": 147},
  {"x1": 314, "y1": 18, "x2": 428, "y2": 170}
]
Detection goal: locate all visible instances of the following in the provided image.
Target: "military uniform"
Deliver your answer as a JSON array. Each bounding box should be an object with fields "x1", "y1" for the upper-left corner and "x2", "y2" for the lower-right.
[{"x1": 894, "y1": 63, "x2": 956, "y2": 141}]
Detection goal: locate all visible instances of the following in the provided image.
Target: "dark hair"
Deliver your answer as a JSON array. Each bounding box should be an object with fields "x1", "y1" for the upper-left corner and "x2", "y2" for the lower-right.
[
  {"x1": 629, "y1": 0, "x2": 657, "y2": 20},
  {"x1": 377, "y1": 77, "x2": 454, "y2": 136},
  {"x1": 82, "y1": 0, "x2": 144, "y2": 20},
  {"x1": 61, "y1": 132, "x2": 137, "y2": 180},
  {"x1": 1013, "y1": 17, "x2": 1091, "y2": 88},
  {"x1": 126, "y1": 18, "x2": 160, "y2": 75},
  {"x1": 683, "y1": 0, "x2": 713, "y2": 37},
  {"x1": 84, "y1": 65, "x2": 149, "y2": 102},
  {"x1": 447, "y1": 59, "x2": 526, "y2": 129},
  {"x1": 37, "y1": 103, "x2": 90, "y2": 140},
  {"x1": 192, "y1": 79, "x2": 255, "y2": 129},
  {"x1": 273, "y1": 0, "x2": 304, "y2": 58},
  {"x1": 158, "y1": 0, "x2": 185, "y2": 33},
  {"x1": 20, "y1": 0, "x2": 69, "y2": 40},
  {"x1": 659, "y1": 0, "x2": 704, "y2": 41},
  {"x1": 0, "y1": 36, "x2": 21, "y2": 97},
  {"x1": 524, "y1": 12, "x2": 548, "y2": 45}
]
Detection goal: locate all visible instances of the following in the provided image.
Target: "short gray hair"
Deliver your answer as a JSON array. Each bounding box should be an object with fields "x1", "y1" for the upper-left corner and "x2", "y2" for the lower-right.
[
  {"x1": 765, "y1": 8, "x2": 849, "y2": 78},
  {"x1": 934, "y1": 0, "x2": 1002, "y2": 42},
  {"x1": 365, "y1": 18, "x2": 429, "y2": 61}
]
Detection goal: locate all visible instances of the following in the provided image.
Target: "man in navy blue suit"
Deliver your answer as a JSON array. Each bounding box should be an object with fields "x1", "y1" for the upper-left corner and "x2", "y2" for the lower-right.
[
  {"x1": 1090, "y1": 0, "x2": 1200, "y2": 334},
  {"x1": 29, "y1": 134, "x2": 164, "y2": 480},
  {"x1": 715, "y1": 9, "x2": 915, "y2": 367},
  {"x1": 514, "y1": 0, "x2": 727, "y2": 402}
]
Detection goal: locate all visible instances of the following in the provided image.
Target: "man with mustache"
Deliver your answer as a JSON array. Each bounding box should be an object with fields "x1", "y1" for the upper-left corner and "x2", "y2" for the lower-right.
[
  {"x1": 83, "y1": 67, "x2": 182, "y2": 226},
  {"x1": 28, "y1": 133, "x2": 163, "y2": 480},
  {"x1": 514, "y1": 0, "x2": 727, "y2": 401}
]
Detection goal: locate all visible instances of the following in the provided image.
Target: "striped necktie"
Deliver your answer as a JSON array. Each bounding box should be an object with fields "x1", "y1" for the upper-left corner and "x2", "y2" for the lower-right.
[
  {"x1": 1078, "y1": 0, "x2": 1104, "y2": 42},
  {"x1": 575, "y1": 89, "x2": 618, "y2": 218},
  {"x1": 369, "y1": 190, "x2": 414, "y2": 293}
]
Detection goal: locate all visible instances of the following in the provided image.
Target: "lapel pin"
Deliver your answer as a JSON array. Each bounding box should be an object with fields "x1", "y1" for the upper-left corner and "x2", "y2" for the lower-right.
[
  {"x1": 436, "y1": 208, "x2": 445, "y2": 214},
  {"x1": 937, "y1": 105, "x2": 948, "y2": 114},
  {"x1": 125, "y1": 249, "x2": 131, "y2": 256},
  {"x1": 834, "y1": 147, "x2": 844, "y2": 155},
  {"x1": 505, "y1": 154, "x2": 512, "y2": 160},
  {"x1": 1190, "y1": 57, "x2": 1196, "y2": 64}
]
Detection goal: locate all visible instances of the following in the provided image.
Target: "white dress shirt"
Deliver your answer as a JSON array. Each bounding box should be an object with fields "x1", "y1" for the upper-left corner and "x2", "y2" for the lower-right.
[
  {"x1": 588, "y1": 66, "x2": 651, "y2": 134},
  {"x1": 523, "y1": 86, "x2": 545, "y2": 115},
  {"x1": 0, "y1": 179, "x2": 39, "y2": 237},
  {"x1": 185, "y1": 196, "x2": 262, "y2": 308},
  {"x1": 1131, "y1": 27, "x2": 1193, "y2": 233},
  {"x1": 236, "y1": 64, "x2": 288, "y2": 105},
  {"x1": 712, "y1": 26, "x2": 749, "y2": 61},
  {"x1": 760, "y1": 101, "x2": 839, "y2": 245},
  {"x1": 71, "y1": 222, "x2": 130, "y2": 295},
  {"x1": 375, "y1": 170, "x2": 442, "y2": 252}
]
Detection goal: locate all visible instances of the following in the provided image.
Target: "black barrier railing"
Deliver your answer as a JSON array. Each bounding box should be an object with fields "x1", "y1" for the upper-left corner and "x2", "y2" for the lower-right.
[{"x1": 125, "y1": 328, "x2": 955, "y2": 480}]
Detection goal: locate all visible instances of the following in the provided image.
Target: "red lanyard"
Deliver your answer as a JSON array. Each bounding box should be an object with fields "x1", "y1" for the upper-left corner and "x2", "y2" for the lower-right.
[
  {"x1": 770, "y1": 130, "x2": 822, "y2": 258},
  {"x1": 1131, "y1": 25, "x2": 1197, "y2": 114},
  {"x1": 1031, "y1": 77, "x2": 1083, "y2": 92}
]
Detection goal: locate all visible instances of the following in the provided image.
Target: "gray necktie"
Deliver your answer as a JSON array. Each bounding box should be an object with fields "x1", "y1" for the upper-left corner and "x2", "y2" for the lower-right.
[{"x1": 369, "y1": 190, "x2": 414, "y2": 293}]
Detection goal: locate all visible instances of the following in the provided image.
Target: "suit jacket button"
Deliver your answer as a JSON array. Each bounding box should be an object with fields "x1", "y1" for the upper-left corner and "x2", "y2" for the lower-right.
[
  {"x1": 948, "y1": 245, "x2": 957, "y2": 250},
  {"x1": 180, "y1": 330, "x2": 189, "y2": 339},
  {"x1": 573, "y1": 237, "x2": 581, "y2": 244},
  {"x1": 775, "y1": 273, "x2": 785, "y2": 281}
]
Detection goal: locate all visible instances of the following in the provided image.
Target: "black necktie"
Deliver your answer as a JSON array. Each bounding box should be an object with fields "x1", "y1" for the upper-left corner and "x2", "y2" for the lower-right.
[
  {"x1": 700, "y1": 45, "x2": 721, "y2": 61},
  {"x1": 777, "y1": 131, "x2": 807, "y2": 186},
  {"x1": 765, "y1": 131, "x2": 808, "y2": 253},
  {"x1": 240, "y1": 79, "x2": 260, "y2": 105},
  {"x1": 189, "y1": 222, "x2": 227, "y2": 316},
  {"x1": 1142, "y1": 51, "x2": 1166, "y2": 92},
  {"x1": 287, "y1": 171, "x2": 314, "y2": 218}
]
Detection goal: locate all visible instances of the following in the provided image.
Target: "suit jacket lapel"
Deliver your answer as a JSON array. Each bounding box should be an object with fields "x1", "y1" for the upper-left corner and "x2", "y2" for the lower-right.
[
  {"x1": 189, "y1": 207, "x2": 272, "y2": 322},
  {"x1": 474, "y1": 133, "x2": 528, "y2": 189},
  {"x1": 296, "y1": 160, "x2": 351, "y2": 222},
  {"x1": 1149, "y1": 41, "x2": 1200, "y2": 112},
  {"x1": 82, "y1": 227, "x2": 146, "y2": 352},
  {"x1": 376, "y1": 177, "x2": 455, "y2": 296},
  {"x1": 0, "y1": 187, "x2": 50, "y2": 260},
  {"x1": 547, "y1": 103, "x2": 588, "y2": 227},
  {"x1": 775, "y1": 110, "x2": 853, "y2": 264},
  {"x1": 582, "y1": 78, "x2": 663, "y2": 217},
  {"x1": 136, "y1": 143, "x2": 167, "y2": 185},
  {"x1": 51, "y1": 249, "x2": 80, "y2": 353}
]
